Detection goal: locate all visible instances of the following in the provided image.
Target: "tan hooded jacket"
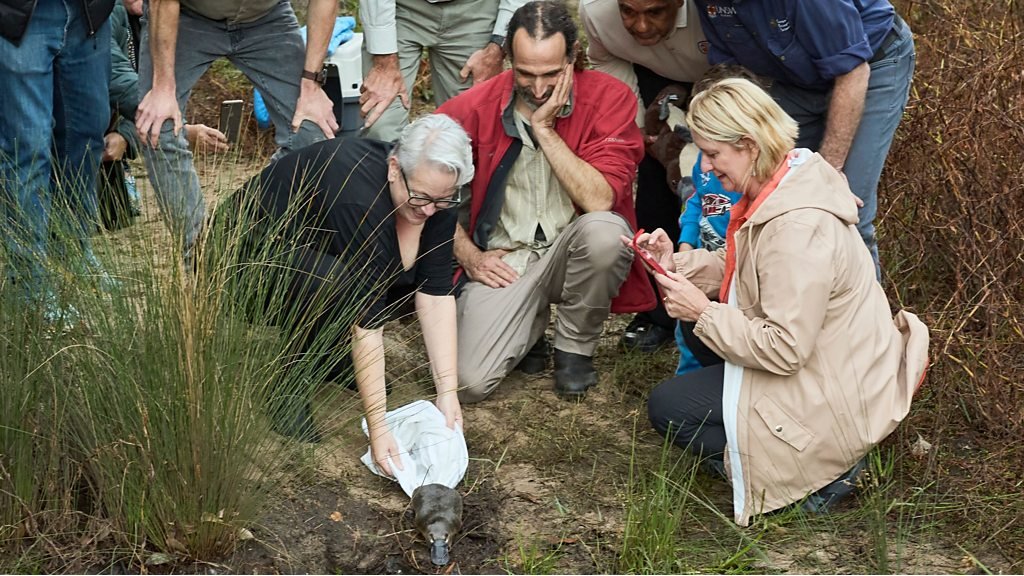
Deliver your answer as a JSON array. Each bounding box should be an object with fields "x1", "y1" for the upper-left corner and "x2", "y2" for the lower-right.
[{"x1": 674, "y1": 151, "x2": 929, "y2": 526}]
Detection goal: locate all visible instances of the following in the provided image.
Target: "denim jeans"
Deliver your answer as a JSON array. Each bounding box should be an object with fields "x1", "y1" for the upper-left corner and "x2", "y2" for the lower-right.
[
  {"x1": 771, "y1": 19, "x2": 916, "y2": 275},
  {"x1": 138, "y1": 0, "x2": 325, "y2": 256},
  {"x1": 0, "y1": 0, "x2": 110, "y2": 291}
]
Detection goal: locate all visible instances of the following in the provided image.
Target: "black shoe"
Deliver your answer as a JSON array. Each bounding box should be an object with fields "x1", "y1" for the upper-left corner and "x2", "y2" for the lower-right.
[
  {"x1": 700, "y1": 457, "x2": 728, "y2": 481},
  {"x1": 515, "y1": 336, "x2": 550, "y2": 374},
  {"x1": 553, "y1": 349, "x2": 598, "y2": 400},
  {"x1": 621, "y1": 315, "x2": 674, "y2": 353},
  {"x1": 268, "y1": 394, "x2": 322, "y2": 444},
  {"x1": 801, "y1": 457, "x2": 867, "y2": 514}
]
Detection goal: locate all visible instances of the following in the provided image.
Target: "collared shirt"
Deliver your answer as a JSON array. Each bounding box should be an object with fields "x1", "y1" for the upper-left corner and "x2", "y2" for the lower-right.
[
  {"x1": 582, "y1": 0, "x2": 709, "y2": 126},
  {"x1": 485, "y1": 96, "x2": 576, "y2": 275},
  {"x1": 694, "y1": 0, "x2": 895, "y2": 90},
  {"x1": 180, "y1": 0, "x2": 279, "y2": 24},
  {"x1": 361, "y1": 0, "x2": 529, "y2": 54}
]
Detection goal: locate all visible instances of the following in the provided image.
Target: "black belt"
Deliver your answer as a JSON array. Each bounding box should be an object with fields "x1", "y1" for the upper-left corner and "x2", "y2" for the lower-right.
[{"x1": 870, "y1": 14, "x2": 905, "y2": 63}]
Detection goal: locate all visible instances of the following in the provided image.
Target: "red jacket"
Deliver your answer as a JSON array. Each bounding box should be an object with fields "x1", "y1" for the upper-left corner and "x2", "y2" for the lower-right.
[{"x1": 437, "y1": 69, "x2": 655, "y2": 313}]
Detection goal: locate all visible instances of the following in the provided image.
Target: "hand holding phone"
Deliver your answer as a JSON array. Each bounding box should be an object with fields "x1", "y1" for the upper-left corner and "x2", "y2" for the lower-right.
[
  {"x1": 631, "y1": 228, "x2": 667, "y2": 275},
  {"x1": 218, "y1": 99, "x2": 244, "y2": 144}
]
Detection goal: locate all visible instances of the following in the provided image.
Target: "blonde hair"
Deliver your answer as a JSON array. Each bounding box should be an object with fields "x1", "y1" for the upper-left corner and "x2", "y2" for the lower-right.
[{"x1": 685, "y1": 78, "x2": 798, "y2": 183}]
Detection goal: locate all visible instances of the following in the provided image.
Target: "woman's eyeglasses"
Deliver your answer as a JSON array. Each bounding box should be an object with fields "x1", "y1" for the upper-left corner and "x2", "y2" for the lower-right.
[{"x1": 401, "y1": 170, "x2": 461, "y2": 209}]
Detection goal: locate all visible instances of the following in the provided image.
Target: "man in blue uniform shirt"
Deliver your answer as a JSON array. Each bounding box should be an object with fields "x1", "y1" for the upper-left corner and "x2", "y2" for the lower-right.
[{"x1": 694, "y1": 0, "x2": 914, "y2": 275}]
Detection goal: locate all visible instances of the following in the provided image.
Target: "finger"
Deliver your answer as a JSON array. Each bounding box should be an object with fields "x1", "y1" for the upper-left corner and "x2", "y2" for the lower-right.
[
  {"x1": 478, "y1": 273, "x2": 505, "y2": 289},
  {"x1": 376, "y1": 457, "x2": 393, "y2": 477},
  {"x1": 363, "y1": 103, "x2": 383, "y2": 127},
  {"x1": 492, "y1": 262, "x2": 519, "y2": 284},
  {"x1": 459, "y1": 63, "x2": 471, "y2": 82},
  {"x1": 148, "y1": 121, "x2": 161, "y2": 149},
  {"x1": 398, "y1": 88, "x2": 411, "y2": 109},
  {"x1": 317, "y1": 119, "x2": 336, "y2": 139},
  {"x1": 390, "y1": 450, "x2": 405, "y2": 471}
]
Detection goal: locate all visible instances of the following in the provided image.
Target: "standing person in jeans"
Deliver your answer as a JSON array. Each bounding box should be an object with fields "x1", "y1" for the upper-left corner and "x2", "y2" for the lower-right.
[
  {"x1": 100, "y1": 0, "x2": 228, "y2": 230},
  {"x1": 358, "y1": 0, "x2": 529, "y2": 141},
  {"x1": 134, "y1": 0, "x2": 339, "y2": 260},
  {"x1": 580, "y1": 0, "x2": 711, "y2": 353},
  {"x1": 693, "y1": 0, "x2": 915, "y2": 275},
  {"x1": 0, "y1": 0, "x2": 115, "y2": 318}
]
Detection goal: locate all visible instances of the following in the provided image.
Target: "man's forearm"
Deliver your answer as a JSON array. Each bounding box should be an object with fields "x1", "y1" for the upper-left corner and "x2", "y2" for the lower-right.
[
  {"x1": 534, "y1": 127, "x2": 614, "y2": 212},
  {"x1": 819, "y1": 62, "x2": 870, "y2": 171},
  {"x1": 453, "y1": 224, "x2": 479, "y2": 267},
  {"x1": 303, "y1": 0, "x2": 337, "y2": 77},
  {"x1": 148, "y1": 0, "x2": 180, "y2": 93}
]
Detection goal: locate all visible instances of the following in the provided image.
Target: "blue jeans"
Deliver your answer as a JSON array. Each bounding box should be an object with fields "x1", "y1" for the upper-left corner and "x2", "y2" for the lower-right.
[
  {"x1": 771, "y1": 18, "x2": 916, "y2": 275},
  {"x1": 138, "y1": 0, "x2": 325, "y2": 257},
  {"x1": 0, "y1": 0, "x2": 110, "y2": 290}
]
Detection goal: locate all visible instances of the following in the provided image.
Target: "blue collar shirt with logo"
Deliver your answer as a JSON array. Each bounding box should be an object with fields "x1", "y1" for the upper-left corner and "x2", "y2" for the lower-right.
[{"x1": 694, "y1": 0, "x2": 896, "y2": 91}]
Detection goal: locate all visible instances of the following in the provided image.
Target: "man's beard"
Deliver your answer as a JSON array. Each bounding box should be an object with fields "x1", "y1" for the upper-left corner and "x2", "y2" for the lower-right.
[{"x1": 514, "y1": 84, "x2": 554, "y2": 110}]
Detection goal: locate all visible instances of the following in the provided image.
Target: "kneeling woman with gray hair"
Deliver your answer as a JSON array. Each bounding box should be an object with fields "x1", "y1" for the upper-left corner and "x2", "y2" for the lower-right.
[
  {"x1": 630, "y1": 79, "x2": 929, "y2": 525},
  {"x1": 221, "y1": 114, "x2": 472, "y2": 475}
]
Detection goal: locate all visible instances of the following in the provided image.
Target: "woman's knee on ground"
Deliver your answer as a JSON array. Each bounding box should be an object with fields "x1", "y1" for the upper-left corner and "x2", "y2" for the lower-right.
[{"x1": 647, "y1": 377, "x2": 707, "y2": 452}]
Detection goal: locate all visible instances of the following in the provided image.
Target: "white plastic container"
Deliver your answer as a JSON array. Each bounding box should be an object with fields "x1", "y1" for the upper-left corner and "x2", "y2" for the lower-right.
[{"x1": 324, "y1": 32, "x2": 364, "y2": 135}]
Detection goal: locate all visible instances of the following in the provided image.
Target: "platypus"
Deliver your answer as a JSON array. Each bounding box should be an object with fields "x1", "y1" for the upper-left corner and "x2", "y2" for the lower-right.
[{"x1": 411, "y1": 484, "x2": 463, "y2": 566}]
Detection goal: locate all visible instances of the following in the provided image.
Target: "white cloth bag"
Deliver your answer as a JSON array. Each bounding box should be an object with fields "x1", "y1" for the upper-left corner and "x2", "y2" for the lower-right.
[{"x1": 360, "y1": 400, "x2": 468, "y2": 497}]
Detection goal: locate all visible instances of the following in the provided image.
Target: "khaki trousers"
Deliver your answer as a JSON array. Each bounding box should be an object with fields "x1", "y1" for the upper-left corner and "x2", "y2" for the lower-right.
[
  {"x1": 457, "y1": 212, "x2": 633, "y2": 403},
  {"x1": 362, "y1": 0, "x2": 499, "y2": 142}
]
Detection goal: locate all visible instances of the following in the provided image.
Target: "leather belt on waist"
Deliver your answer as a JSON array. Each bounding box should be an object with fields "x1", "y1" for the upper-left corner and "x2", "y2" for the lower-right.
[{"x1": 870, "y1": 14, "x2": 905, "y2": 63}]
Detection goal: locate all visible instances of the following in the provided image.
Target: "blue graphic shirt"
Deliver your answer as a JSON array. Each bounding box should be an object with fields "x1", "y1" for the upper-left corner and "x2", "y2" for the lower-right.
[
  {"x1": 694, "y1": 0, "x2": 896, "y2": 90},
  {"x1": 678, "y1": 152, "x2": 742, "y2": 251}
]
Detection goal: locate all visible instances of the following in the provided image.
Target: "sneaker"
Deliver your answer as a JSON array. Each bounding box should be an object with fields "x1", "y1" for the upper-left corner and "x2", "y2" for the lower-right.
[
  {"x1": 621, "y1": 315, "x2": 674, "y2": 353},
  {"x1": 801, "y1": 457, "x2": 867, "y2": 514}
]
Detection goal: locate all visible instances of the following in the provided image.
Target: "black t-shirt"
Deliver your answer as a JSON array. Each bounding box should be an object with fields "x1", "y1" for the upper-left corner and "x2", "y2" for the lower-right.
[{"x1": 244, "y1": 137, "x2": 457, "y2": 329}]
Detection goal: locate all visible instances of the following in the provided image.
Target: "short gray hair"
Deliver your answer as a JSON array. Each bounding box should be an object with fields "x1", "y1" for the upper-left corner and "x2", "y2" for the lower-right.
[{"x1": 391, "y1": 114, "x2": 475, "y2": 187}]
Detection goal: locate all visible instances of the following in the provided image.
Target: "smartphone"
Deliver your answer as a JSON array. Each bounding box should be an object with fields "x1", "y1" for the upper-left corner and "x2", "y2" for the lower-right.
[
  {"x1": 631, "y1": 228, "x2": 667, "y2": 275},
  {"x1": 219, "y1": 99, "x2": 244, "y2": 144}
]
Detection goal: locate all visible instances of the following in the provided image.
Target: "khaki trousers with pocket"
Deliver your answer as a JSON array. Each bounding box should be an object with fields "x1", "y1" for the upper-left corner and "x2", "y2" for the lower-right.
[{"x1": 456, "y1": 212, "x2": 633, "y2": 403}]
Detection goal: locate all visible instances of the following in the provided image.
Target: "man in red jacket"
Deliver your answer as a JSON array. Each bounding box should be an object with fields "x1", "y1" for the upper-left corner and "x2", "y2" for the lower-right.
[{"x1": 437, "y1": 0, "x2": 652, "y2": 403}]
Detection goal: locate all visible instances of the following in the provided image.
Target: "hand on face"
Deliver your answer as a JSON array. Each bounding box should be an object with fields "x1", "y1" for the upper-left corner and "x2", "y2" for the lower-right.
[{"x1": 530, "y1": 63, "x2": 573, "y2": 130}]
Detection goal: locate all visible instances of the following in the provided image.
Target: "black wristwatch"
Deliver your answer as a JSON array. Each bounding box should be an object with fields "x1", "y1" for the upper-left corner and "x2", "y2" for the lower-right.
[
  {"x1": 301, "y1": 67, "x2": 326, "y2": 85},
  {"x1": 489, "y1": 34, "x2": 506, "y2": 52}
]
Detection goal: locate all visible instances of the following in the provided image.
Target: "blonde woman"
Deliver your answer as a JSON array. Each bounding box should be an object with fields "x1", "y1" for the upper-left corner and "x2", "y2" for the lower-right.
[{"x1": 631, "y1": 78, "x2": 929, "y2": 525}]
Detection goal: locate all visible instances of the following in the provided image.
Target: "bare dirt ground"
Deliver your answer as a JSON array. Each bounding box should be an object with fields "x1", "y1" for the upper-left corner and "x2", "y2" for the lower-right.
[
  {"x1": 104, "y1": 32, "x2": 1020, "y2": 570},
  {"x1": 98, "y1": 155, "x2": 1010, "y2": 575}
]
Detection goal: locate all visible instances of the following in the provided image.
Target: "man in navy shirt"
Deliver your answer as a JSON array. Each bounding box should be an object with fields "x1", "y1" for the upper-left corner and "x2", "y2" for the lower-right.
[{"x1": 694, "y1": 0, "x2": 914, "y2": 274}]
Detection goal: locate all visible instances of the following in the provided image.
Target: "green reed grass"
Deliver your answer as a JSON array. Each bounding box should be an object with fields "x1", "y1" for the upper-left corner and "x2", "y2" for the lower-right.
[{"x1": 1, "y1": 149, "x2": 409, "y2": 567}]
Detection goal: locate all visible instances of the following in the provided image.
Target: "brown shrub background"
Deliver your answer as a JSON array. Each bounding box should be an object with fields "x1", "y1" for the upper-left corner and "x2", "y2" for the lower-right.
[
  {"x1": 882, "y1": 0, "x2": 1023, "y2": 558},
  {"x1": 884, "y1": 0, "x2": 1023, "y2": 440}
]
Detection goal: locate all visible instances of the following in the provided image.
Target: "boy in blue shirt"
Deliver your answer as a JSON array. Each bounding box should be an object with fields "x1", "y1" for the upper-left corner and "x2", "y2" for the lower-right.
[{"x1": 674, "y1": 155, "x2": 742, "y2": 374}]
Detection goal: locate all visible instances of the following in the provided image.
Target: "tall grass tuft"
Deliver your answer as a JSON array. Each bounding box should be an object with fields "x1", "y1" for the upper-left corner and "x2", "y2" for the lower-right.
[
  {"x1": 1, "y1": 154, "x2": 389, "y2": 567},
  {"x1": 0, "y1": 281, "x2": 79, "y2": 557},
  {"x1": 65, "y1": 166, "x2": 385, "y2": 561}
]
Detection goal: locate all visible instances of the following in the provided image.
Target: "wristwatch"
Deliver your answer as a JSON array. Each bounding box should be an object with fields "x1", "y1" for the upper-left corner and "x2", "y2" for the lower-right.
[
  {"x1": 301, "y1": 67, "x2": 326, "y2": 84},
  {"x1": 489, "y1": 34, "x2": 506, "y2": 51}
]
